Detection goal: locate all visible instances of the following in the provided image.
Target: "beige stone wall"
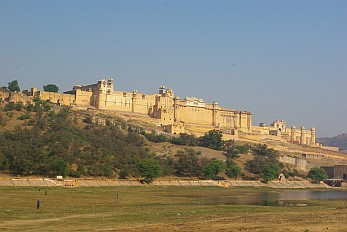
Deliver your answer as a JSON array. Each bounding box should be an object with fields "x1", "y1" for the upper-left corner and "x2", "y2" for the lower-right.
[
  {"x1": 252, "y1": 125, "x2": 271, "y2": 135},
  {"x1": 320, "y1": 145, "x2": 339, "y2": 152},
  {"x1": 175, "y1": 102, "x2": 213, "y2": 125},
  {"x1": 132, "y1": 94, "x2": 157, "y2": 114},
  {"x1": 35, "y1": 91, "x2": 76, "y2": 106},
  {"x1": 217, "y1": 110, "x2": 238, "y2": 128},
  {"x1": 163, "y1": 122, "x2": 185, "y2": 134},
  {"x1": 112, "y1": 91, "x2": 132, "y2": 111},
  {"x1": 9, "y1": 92, "x2": 33, "y2": 104},
  {"x1": 75, "y1": 89, "x2": 93, "y2": 106},
  {"x1": 279, "y1": 155, "x2": 307, "y2": 171},
  {"x1": 172, "y1": 100, "x2": 252, "y2": 134}
]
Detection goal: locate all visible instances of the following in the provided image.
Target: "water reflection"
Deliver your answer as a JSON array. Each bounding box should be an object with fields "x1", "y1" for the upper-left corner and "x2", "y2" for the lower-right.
[{"x1": 203, "y1": 190, "x2": 347, "y2": 206}]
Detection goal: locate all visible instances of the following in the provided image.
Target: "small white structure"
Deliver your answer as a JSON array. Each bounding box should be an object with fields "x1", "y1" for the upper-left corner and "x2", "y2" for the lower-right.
[{"x1": 278, "y1": 173, "x2": 286, "y2": 181}]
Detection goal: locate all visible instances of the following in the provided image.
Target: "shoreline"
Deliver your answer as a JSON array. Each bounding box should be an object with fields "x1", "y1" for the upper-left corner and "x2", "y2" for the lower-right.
[{"x1": 0, "y1": 178, "x2": 335, "y2": 189}]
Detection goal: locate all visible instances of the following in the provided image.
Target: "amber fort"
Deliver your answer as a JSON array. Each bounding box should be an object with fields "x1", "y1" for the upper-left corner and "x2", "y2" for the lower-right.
[{"x1": 0, "y1": 78, "x2": 338, "y2": 150}]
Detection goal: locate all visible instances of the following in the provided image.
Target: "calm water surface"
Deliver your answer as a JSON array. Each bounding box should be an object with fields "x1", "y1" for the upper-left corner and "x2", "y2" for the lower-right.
[{"x1": 203, "y1": 190, "x2": 347, "y2": 206}]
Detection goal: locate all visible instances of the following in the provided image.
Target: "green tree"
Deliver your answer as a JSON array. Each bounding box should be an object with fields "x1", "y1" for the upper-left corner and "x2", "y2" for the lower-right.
[
  {"x1": 251, "y1": 144, "x2": 278, "y2": 159},
  {"x1": 260, "y1": 162, "x2": 281, "y2": 182},
  {"x1": 52, "y1": 160, "x2": 70, "y2": 177},
  {"x1": 157, "y1": 156, "x2": 174, "y2": 176},
  {"x1": 308, "y1": 167, "x2": 328, "y2": 183},
  {"x1": 174, "y1": 148, "x2": 201, "y2": 176},
  {"x1": 137, "y1": 158, "x2": 162, "y2": 183},
  {"x1": 3, "y1": 102, "x2": 15, "y2": 111},
  {"x1": 200, "y1": 130, "x2": 224, "y2": 150},
  {"x1": 223, "y1": 141, "x2": 250, "y2": 159},
  {"x1": 0, "y1": 152, "x2": 10, "y2": 171},
  {"x1": 144, "y1": 130, "x2": 168, "y2": 143},
  {"x1": 246, "y1": 143, "x2": 281, "y2": 176},
  {"x1": 226, "y1": 164, "x2": 242, "y2": 179},
  {"x1": 8, "y1": 80, "x2": 20, "y2": 92},
  {"x1": 43, "y1": 84, "x2": 59, "y2": 93},
  {"x1": 171, "y1": 133, "x2": 199, "y2": 146},
  {"x1": 203, "y1": 159, "x2": 227, "y2": 179},
  {"x1": 25, "y1": 103, "x2": 35, "y2": 112}
]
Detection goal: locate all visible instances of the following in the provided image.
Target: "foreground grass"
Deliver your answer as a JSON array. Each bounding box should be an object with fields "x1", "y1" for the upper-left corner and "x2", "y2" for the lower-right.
[{"x1": 0, "y1": 186, "x2": 346, "y2": 231}]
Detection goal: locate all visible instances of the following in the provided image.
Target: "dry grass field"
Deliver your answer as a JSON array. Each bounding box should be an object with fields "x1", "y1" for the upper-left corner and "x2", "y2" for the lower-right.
[{"x1": 0, "y1": 186, "x2": 346, "y2": 231}]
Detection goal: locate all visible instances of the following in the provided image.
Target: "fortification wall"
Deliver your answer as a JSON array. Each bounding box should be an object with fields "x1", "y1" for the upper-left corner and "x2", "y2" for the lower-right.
[
  {"x1": 176, "y1": 103, "x2": 213, "y2": 125},
  {"x1": 217, "y1": 110, "x2": 237, "y2": 128},
  {"x1": 320, "y1": 145, "x2": 339, "y2": 152},
  {"x1": 88, "y1": 89, "x2": 158, "y2": 114},
  {"x1": 132, "y1": 94, "x2": 157, "y2": 114},
  {"x1": 279, "y1": 155, "x2": 307, "y2": 171},
  {"x1": 240, "y1": 112, "x2": 252, "y2": 131},
  {"x1": 35, "y1": 91, "x2": 75, "y2": 106},
  {"x1": 252, "y1": 126, "x2": 271, "y2": 135},
  {"x1": 96, "y1": 92, "x2": 117, "y2": 109},
  {"x1": 112, "y1": 91, "x2": 133, "y2": 111},
  {"x1": 75, "y1": 90, "x2": 93, "y2": 106},
  {"x1": 9, "y1": 92, "x2": 32, "y2": 104}
]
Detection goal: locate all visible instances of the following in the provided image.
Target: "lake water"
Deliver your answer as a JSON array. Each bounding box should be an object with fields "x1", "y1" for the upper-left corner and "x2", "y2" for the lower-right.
[{"x1": 203, "y1": 190, "x2": 347, "y2": 206}]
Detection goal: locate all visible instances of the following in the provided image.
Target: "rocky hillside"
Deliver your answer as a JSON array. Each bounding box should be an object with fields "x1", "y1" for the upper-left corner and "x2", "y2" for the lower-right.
[{"x1": 317, "y1": 133, "x2": 347, "y2": 153}]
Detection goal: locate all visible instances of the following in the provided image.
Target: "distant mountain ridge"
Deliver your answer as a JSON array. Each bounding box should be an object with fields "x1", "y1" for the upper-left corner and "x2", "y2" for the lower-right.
[{"x1": 317, "y1": 133, "x2": 347, "y2": 153}]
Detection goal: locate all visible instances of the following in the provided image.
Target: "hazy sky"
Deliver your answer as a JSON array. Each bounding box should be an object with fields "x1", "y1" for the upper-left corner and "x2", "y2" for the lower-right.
[{"x1": 1, "y1": 0, "x2": 346, "y2": 137}]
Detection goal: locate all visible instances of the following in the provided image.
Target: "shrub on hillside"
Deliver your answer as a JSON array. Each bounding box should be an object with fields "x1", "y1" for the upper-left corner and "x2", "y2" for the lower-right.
[{"x1": 308, "y1": 167, "x2": 328, "y2": 183}]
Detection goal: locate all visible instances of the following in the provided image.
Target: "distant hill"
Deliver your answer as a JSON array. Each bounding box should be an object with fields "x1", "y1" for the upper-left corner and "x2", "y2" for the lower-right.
[{"x1": 317, "y1": 133, "x2": 347, "y2": 153}]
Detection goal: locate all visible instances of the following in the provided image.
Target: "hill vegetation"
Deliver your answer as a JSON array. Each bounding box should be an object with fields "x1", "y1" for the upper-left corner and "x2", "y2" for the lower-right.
[
  {"x1": 0, "y1": 98, "x2": 293, "y2": 182},
  {"x1": 317, "y1": 133, "x2": 347, "y2": 153}
]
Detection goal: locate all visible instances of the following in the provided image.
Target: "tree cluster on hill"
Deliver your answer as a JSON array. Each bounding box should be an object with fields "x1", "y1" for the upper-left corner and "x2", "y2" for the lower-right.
[
  {"x1": 7, "y1": 80, "x2": 20, "y2": 92},
  {"x1": 0, "y1": 102, "x2": 153, "y2": 178},
  {"x1": 0, "y1": 100, "x2": 242, "y2": 181},
  {"x1": 0, "y1": 101, "x2": 282, "y2": 182},
  {"x1": 43, "y1": 84, "x2": 59, "y2": 93},
  {"x1": 2, "y1": 96, "x2": 325, "y2": 183},
  {"x1": 146, "y1": 129, "x2": 232, "y2": 151},
  {"x1": 308, "y1": 167, "x2": 328, "y2": 183},
  {"x1": 245, "y1": 144, "x2": 282, "y2": 182}
]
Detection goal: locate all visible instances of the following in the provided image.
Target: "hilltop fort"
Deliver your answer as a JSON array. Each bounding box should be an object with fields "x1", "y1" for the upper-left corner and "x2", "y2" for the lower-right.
[{"x1": 0, "y1": 78, "x2": 338, "y2": 151}]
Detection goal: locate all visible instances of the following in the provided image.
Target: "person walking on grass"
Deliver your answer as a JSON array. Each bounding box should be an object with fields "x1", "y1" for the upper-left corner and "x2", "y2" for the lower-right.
[{"x1": 36, "y1": 199, "x2": 40, "y2": 209}]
